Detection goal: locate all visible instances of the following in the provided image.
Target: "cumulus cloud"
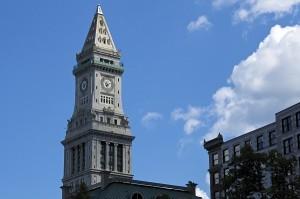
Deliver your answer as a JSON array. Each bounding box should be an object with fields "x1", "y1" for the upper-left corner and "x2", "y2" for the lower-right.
[
  {"x1": 187, "y1": 16, "x2": 212, "y2": 32},
  {"x1": 196, "y1": 187, "x2": 210, "y2": 199},
  {"x1": 172, "y1": 106, "x2": 204, "y2": 134},
  {"x1": 204, "y1": 24, "x2": 300, "y2": 140},
  {"x1": 141, "y1": 112, "x2": 163, "y2": 126},
  {"x1": 211, "y1": 0, "x2": 300, "y2": 22}
]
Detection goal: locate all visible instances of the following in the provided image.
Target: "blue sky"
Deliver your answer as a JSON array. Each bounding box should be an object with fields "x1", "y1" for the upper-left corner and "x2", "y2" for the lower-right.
[{"x1": 1, "y1": 0, "x2": 300, "y2": 198}]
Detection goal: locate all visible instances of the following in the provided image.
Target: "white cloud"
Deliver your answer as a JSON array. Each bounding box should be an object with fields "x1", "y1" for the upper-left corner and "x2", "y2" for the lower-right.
[
  {"x1": 211, "y1": 0, "x2": 300, "y2": 22},
  {"x1": 172, "y1": 106, "x2": 204, "y2": 134},
  {"x1": 204, "y1": 24, "x2": 300, "y2": 140},
  {"x1": 141, "y1": 112, "x2": 163, "y2": 126},
  {"x1": 196, "y1": 187, "x2": 210, "y2": 199},
  {"x1": 206, "y1": 172, "x2": 210, "y2": 186},
  {"x1": 187, "y1": 16, "x2": 212, "y2": 32},
  {"x1": 177, "y1": 138, "x2": 193, "y2": 157}
]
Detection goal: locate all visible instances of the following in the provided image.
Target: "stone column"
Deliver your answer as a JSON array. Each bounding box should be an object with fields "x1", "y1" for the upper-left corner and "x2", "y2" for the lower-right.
[
  {"x1": 106, "y1": 142, "x2": 109, "y2": 170},
  {"x1": 114, "y1": 144, "x2": 118, "y2": 172}
]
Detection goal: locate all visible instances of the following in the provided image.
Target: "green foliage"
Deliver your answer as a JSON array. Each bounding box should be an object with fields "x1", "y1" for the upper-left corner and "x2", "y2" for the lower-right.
[
  {"x1": 266, "y1": 151, "x2": 298, "y2": 199},
  {"x1": 71, "y1": 182, "x2": 90, "y2": 199},
  {"x1": 224, "y1": 146, "x2": 300, "y2": 199},
  {"x1": 224, "y1": 145, "x2": 267, "y2": 198}
]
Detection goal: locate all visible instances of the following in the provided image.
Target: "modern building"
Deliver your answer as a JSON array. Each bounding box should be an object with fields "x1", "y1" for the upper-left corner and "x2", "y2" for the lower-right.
[
  {"x1": 61, "y1": 5, "x2": 200, "y2": 199},
  {"x1": 204, "y1": 102, "x2": 300, "y2": 199}
]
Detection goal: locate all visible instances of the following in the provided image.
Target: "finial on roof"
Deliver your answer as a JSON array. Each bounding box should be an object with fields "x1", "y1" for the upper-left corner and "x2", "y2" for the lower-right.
[{"x1": 97, "y1": 4, "x2": 103, "y2": 15}]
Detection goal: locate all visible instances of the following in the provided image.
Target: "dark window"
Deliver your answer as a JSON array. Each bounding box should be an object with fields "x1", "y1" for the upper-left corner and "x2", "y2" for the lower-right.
[
  {"x1": 269, "y1": 130, "x2": 276, "y2": 146},
  {"x1": 224, "y1": 168, "x2": 229, "y2": 177},
  {"x1": 298, "y1": 134, "x2": 300, "y2": 149},
  {"x1": 82, "y1": 143, "x2": 85, "y2": 171},
  {"x1": 213, "y1": 153, "x2": 219, "y2": 166},
  {"x1": 282, "y1": 116, "x2": 292, "y2": 133},
  {"x1": 223, "y1": 149, "x2": 229, "y2": 162},
  {"x1": 234, "y1": 144, "x2": 240, "y2": 157},
  {"x1": 283, "y1": 137, "x2": 293, "y2": 155},
  {"x1": 71, "y1": 147, "x2": 75, "y2": 174},
  {"x1": 214, "y1": 192, "x2": 220, "y2": 199},
  {"x1": 107, "y1": 118, "x2": 111, "y2": 124},
  {"x1": 114, "y1": 119, "x2": 118, "y2": 125},
  {"x1": 214, "y1": 172, "x2": 220, "y2": 184},
  {"x1": 100, "y1": 142, "x2": 106, "y2": 169},
  {"x1": 117, "y1": 145, "x2": 123, "y2": 172},
  {"x1": 297, "y1": 112, "x2": 300, "y2": 128},
  {"x1": 132, "y1": 193, "x2": 143, "y2": 199},
  {"x1": 257, "y1": 135, "x2": 264, "y2": 151},
  {"x1": 109, "y1": 143, "x2": 115, "y2": 171},
  {"x1": 77, "y1": 145, "x2": 81, "y2": 172}
]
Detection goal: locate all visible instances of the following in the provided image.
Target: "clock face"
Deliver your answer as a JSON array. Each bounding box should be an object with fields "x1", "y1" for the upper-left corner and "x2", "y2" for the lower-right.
[
  {"x1": 101, "y1": 77, "x2": 114, "y2": 92},
  {"x1": 103, "y1": 79, "x2": 112, "y2": 89},
  {"x1": 80, "y1": 79, "x2": 88, "y2": 92}
]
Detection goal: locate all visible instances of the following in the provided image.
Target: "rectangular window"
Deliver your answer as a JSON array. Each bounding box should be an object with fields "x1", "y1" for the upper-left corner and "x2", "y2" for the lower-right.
[
  {"x1": 297, "y1": 112, "x2": 300, "y2": 128},
  {"x1": 234, "y1": 144, "x2": 240, "y2": 157},
  {"x1": 224, "y1": 168, "x2": 229, "y2": 177},
  {"x1": 109, "y1": 143, "x2": 115, "y2": 171},
  {"x1": 82, "y1": 143, "x2": 85, "y2": 171},
  {"x1": 114, "y1": 119, "x2": 118, "y2": 125},
  {"x1": 214, "y1": 172, "x2": 220, "y2": 184},
  {"x1": 77, "y1": 145, "x2": 81, "y2": 172},
  {"x1": 283, "y1": 137, "x2": 293, "y2": 155},
  {"x1": 269, "y1": 130, "x2": 276, "y2": 146},
  {"x1": 100, "y1": 142, "x2": 106, "y2": 170},
  {"x1": 282, "y1": 116, "x2": 292, "y2": 133},
  {"x1": 117, "y1": 145, "x2": 123, "y2": 172},
  {"x1": 100, "y1": 95, "x2": 114, "y2": 105},
  {"x1": 214, "y1": 192, "x2": 220, "y2": 199},
  {"x1": 257, "y1": 135, "x2": 264, "y2": 151},
  {"x1": 223, "y1": 149, "x2": 229, "y2": 162},
  {"x1": 213, "y1": 153, "x2": 219, "y2": 166},
  {"x1": 71, "y1": 147, "x2": 75, "y2": 174}
]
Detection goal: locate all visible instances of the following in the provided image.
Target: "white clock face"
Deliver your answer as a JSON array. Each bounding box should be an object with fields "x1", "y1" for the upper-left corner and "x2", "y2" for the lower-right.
[
  {"x1": 80, "y1": 79, "x2": 88, "y2": 92},
  {"x1": 103, "y1": 79, "x2": 112, "y2": 89}
]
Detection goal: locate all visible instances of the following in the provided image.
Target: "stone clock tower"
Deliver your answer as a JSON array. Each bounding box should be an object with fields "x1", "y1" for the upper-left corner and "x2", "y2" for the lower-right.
[{"x1": 61, "y1": 5, "x2": 134, "y2": 197}]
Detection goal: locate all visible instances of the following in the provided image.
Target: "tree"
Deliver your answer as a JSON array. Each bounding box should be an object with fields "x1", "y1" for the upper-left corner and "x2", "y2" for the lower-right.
[
  {"x1": 266, "y1": 151, "x2": 299, "y2": 199},
  {"x1": 71, "y1": 182, "x2": 90, "y2": 199},
  {"x1": 224, "y1": 145, "x2": 267, "y2": 199}
]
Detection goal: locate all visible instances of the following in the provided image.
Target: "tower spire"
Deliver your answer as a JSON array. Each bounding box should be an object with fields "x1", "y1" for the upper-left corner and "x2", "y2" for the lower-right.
[
  {"x1": 97, "y1": 4, "x2": 103, "y2": 15},
  {"x1": 81, "y1": 5, "x2": 118, "y2": 54}
]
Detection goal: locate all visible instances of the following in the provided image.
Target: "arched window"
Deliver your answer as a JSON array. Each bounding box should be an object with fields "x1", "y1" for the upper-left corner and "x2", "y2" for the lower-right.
[{"x1": 132, "y1": 193, "x2": 143, "y2": 199}]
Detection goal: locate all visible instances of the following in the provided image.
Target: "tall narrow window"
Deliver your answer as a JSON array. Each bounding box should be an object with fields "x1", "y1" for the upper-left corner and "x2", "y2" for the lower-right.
[
  {"x1": 257, "y1": 135, "x2": 264, "y2": 151},
  {"x1": 100, "y1": 142, "x2": 106, "y2": 170},
  {"x1": 71, "y1": 147, "x2": 75, "y2": 174},
  {"x1": 214, "y1": 172, "x2": 220, "y2": 184},
  {"x1": 296, "y1": 112, "x2": 300, "y2": 128},
  {"x1": 223, "y1": 149, "x2": 229, "y2": 162},
  {"x1": 282, "y1": 116, "x2": 292, "y2": 133},
  {"x1": 82, "y1": 143, "x2": 85, "y2": 171},
  {"x1": 234, "y1": 144, "x2": 240, "y2": 157},
  {"x1": 298, "y1": 134, "x2": 300, "y2": 149},
  {"x1": 213, "y1": 153, "x2": 219, "y2": 166},
  {"x1": 283, "y1": 137, "x2": 293, "y2": 154},
  {"x1": 269, "y1": 130, "x2": 276, "y2": 146},
  {"x1": 109, "y1": 143, "x2": 115, "y2": 171},
  {"x1": 77, "y1": 145, "x2": 81, "y2": 172},
  {"x1": 117, "y1": 145, "x2": 123, "y2": 172}
]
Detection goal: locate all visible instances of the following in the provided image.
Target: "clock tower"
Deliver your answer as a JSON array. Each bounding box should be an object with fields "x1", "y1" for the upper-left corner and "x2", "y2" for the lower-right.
[{"x1": 61, "y1": 5, "x2": 134, "y2": 198}]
